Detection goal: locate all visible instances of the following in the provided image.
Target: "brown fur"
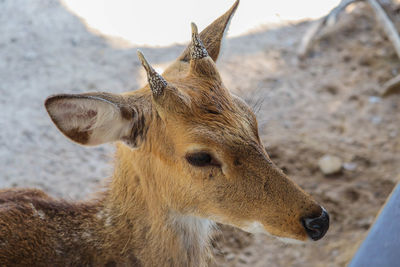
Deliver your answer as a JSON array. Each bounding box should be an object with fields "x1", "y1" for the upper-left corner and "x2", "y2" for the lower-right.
[{"x1": 0, "y1": 1, "x2": 326, "y2": 266}]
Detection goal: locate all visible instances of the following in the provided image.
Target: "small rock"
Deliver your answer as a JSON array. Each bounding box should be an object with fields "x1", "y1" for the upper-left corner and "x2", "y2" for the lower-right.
[
  {"x1": 356, "y1": 216, "x2": 374, "y2": 229},
  {"x1": 368, "y1": 96, "x2": 381, "y2": 103},
  {"x1": 318, "y1": 155, "x2": 342, "y2": 175},
  {"x1": 376, "y1": 48, "x2": 388, "y2": 57},
  {"x1": 225, "y1": 253, "x2": 235, "y2": 261},
  {"x1": 23, "y1": 51, "x2": 38, "y2": 60},
  {"x1": 389, "y1": 130, "x2": 398, "y2": 138},
  {"x1": 370, "y1": 116, "x2": 382, "y2": 125},
  {"x1": 237, "y1": 255, "x2": 248, "y2": 264},
  {"x1": 343, "y1": 162, "x2": 357, "y2": 171},
  {"x1": 331, "y1": 249, "x2": 339, "y2": 257}
]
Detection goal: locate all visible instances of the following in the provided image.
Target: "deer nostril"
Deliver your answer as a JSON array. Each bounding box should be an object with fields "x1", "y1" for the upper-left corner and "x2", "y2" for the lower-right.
[{"x1": 302, "y1": 208, "x2": 329, "y2": 241}]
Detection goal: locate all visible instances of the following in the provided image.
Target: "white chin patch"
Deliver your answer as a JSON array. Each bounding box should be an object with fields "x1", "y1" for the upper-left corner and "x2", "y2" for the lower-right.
[
  {"x1": 276, "y1": 237, "x2": 306, "y2": 245},
  {"x1": 242, "y1": 221, "x2": 305, "y2": 244},
  {"x1": 242, "y1": 221, "x2": 272, "y2": 235}
]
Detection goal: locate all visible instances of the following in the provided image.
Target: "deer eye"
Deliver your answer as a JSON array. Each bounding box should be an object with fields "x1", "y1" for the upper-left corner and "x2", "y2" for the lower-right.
[{"x1": 185, "y1": 152, "x2": 217, "y2": 167}]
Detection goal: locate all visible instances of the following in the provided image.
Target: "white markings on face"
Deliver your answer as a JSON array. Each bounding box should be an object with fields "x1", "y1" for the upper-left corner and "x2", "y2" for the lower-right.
[
  {"x1": 242, "y1": 221, "x2": 272, "y2": 235},
  {"x1": 242, "y1": 221, "x2": 305, "y2": 244}
]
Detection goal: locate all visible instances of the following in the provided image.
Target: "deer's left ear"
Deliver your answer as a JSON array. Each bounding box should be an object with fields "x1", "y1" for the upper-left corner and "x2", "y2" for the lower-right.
[
  {"x1": 45, "y1": 93, "x2": 146, "y2": 147},
  {"x1": 179, "y1": 0, "x2": 239, "y2": 62},
  {"x1": 162, "y1": 1, "x2": 239, "y2": 79}
]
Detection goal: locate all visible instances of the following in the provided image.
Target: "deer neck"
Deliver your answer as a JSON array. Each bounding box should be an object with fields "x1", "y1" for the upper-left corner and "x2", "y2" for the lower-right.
[{"x1": 100, "y1": 144, "x2": 216, "y2": 266}]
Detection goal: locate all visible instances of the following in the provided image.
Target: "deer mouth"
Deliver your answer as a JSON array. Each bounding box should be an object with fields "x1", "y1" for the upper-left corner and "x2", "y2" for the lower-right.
[
  {"x1": 240, "y1": 208, "x2": 329, "y2": 243},
  {"x1": 241, "y1": 221, "x2": 306, "y2": 243}
]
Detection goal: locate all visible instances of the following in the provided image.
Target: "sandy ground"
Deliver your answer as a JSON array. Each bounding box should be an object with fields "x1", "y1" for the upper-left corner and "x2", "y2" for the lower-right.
[{"x1": 1, "y1": 0, "x2": 400, "y2": 266}]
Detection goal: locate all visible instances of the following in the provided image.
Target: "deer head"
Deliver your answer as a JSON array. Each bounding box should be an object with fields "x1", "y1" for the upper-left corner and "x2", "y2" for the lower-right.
[{"x1": 45, "y1": 0, "x2": 328, "y2": 242}]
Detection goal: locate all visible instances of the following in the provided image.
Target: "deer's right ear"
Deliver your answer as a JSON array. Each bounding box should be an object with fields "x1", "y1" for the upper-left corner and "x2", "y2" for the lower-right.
[{"x1": 45, "y1": 93, "x2": 146, "y2": 147}]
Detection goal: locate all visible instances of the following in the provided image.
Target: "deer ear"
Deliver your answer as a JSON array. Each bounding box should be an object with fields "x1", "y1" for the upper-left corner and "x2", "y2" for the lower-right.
[
  {"x1": 178, "y1": 0, "x2": 239, "y2": 63},
  {"x1": 45, "y1": 93, "x2": 143, "y2": 147}
]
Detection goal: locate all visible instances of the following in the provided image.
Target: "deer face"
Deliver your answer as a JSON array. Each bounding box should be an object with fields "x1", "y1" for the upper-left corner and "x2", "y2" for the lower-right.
[
  {"x1": 45, "y1": 1, "x2": 328, "y2": 242},
  {"x1": 161, "y1": 92, "x2": 326, "y2": 241}
]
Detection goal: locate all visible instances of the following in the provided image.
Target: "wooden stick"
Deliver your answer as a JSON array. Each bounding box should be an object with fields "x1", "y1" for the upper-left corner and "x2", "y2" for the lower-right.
[
  {"x1": 297, "y1": 0, "x2": 360, "y2": 58},
  {"x1": 366, "y1": 0, "x2": 400, "y2": 58},
  {"x1": 382, "y1": 74, "x2": 400, "y2": 96},
  {"x1": 297, "y1": 17, "x2": 325, "y2": 59},
  {"x1": 365, "y1": 0, "x2": 400, "y2": 96}
]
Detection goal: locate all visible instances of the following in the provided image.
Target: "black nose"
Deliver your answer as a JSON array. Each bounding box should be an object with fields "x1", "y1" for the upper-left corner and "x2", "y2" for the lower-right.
[{"x1": 302, "y1": 208, "x2": 329, "y2": 241}]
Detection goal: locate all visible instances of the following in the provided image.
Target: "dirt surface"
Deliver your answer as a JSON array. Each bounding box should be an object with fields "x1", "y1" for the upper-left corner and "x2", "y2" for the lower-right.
[{"x1": 1, "y1": 1, "x2": 400, "y2": 266}]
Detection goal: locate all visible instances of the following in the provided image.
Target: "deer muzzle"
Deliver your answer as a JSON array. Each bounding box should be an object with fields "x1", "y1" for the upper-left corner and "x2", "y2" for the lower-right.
[{"x1": 301, "y1": 207, "x2": 329, "y2": 241}]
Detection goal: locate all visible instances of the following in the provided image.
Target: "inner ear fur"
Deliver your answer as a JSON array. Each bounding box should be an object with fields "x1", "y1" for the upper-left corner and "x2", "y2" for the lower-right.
[{"x1": 45, "y1": 92, "x2": 148, "y2": 147}]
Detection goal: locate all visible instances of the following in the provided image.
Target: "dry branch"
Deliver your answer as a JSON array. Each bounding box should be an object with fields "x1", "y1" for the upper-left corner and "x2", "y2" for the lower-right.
[
  {"x1": 382, "y1": 74, "x2": 400, "y2": 96},
  {"x1": 367, "y1": 0, "x2": 400, "y2": 58},
  {"x1": 298, "y1": 0, "x2": 400, "y2": 96},
  {"x1": 297, "y1": 0, "x2": 360, "y2": 58},
  {"x1": 366, "y1": 0, "x2": 400, "y2": 95}
]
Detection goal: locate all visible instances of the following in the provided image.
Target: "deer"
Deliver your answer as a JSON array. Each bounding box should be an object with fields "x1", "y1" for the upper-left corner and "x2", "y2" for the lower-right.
[{"x1": 0, "y1": 1, "x2": 329, "y2": 266}]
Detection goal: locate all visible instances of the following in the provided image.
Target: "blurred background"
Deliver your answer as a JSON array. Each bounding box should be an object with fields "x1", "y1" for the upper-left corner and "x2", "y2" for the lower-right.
[
  {"x1": 61, "y1": 0, "x2": 342, "y2": 46},
  {"x1": 1, "y1": 0, "x2": 399, "y2": 266}
]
